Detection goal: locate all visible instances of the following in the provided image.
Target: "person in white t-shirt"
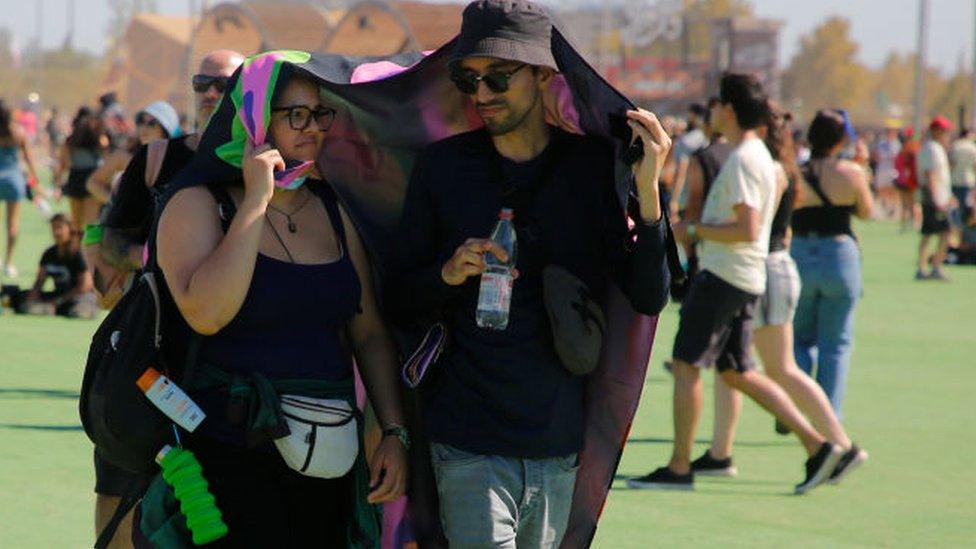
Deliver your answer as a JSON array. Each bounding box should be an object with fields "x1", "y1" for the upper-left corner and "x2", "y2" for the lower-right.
[
  {"x1": 629, "y1": 73, "x2": 841, "y2": 494},
  {"x1": 916, "y1": 116, "x2": 953, "y2": 280}
]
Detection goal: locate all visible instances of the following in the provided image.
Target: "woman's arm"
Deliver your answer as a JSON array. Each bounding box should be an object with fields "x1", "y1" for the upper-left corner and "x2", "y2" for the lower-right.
[
  {"x1": 16, "y1": 129, "x2": 40, "y2": 187},
  {"x1": 86, "y1": 150, "x2": 129, "y2": 204},
  {"x1": 25, "y1": 267, "x2": 47, "y2": 302},
  {"x1": 54, "y1": 144, "x2": 69, "y2": 189},
  {"x1": 157, "y1": 187, "x2": 263, "y2": 335},
  {"x1": 846, "y1": 162, "x2": 874, "y2": 220},
  {"x1": 339, "y1": 204, "x2": 408, "y2": 504},
  {"x1": 158, "y1": 142, "x2": 279, "y2": 335}
]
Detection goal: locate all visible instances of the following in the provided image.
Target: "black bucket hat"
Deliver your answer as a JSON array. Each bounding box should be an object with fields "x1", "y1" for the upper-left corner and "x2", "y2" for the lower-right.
[{"x1": 451, "y1": 0, "x2": 558, "y2": 70}]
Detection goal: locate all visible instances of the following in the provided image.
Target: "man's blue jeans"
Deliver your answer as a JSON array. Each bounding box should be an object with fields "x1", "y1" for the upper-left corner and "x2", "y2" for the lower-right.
[
  {"x1": 430, "y1": 443, "x2": 577, "y2": 549},
  {"x1": 791, "y1": 235, "x2": 862, "y2": 419}
]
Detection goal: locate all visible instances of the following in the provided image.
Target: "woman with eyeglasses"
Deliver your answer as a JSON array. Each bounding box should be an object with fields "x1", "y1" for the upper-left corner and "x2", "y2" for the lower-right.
[
  {"x1": 791, "y1": 109, "x2": 873, "y2": 419},
  {"x1": 54, "y1": 107, "x2": 107, "y2": 230},
  {"x1": 86, "y1": 101, "x2": 181, "y2": 205},
  {"x1": 154, "y1": 63, "x2": 406, "y2": 545}
]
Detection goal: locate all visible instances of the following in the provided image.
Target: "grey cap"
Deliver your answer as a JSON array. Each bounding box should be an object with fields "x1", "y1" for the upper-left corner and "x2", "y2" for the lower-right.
[{"x1": 451, "y1": 0, "x2": 558, "y2": 70}]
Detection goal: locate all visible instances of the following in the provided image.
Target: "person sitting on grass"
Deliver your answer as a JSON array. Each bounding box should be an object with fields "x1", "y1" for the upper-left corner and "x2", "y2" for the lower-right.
[{"x1": 11, "y1": 213, "x2": 97, "y2": 318}]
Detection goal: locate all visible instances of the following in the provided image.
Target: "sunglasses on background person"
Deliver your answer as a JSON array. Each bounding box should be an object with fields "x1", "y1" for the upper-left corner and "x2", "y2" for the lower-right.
[
  {"x1": 135, "y1": 114, "x2": 160, "y2": 128},
  {"x1": 192, "y1": 74, "x2": 230, "y2": 94},
  {"x1": 271, "y1": 105, "x2": 338, "y2": 132},
  {"x1": 450, "y1": 64, "x2": 528, "y2": 95}
]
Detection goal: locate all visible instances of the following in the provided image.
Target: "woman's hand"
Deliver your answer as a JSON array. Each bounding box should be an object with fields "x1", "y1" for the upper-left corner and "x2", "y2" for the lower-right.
[
  {"x1": 367, "y1": 435, "x2": 408, "y2": 504},
  {"x1": 241, "y1": 141, "x2": 283, "y2": 209}
]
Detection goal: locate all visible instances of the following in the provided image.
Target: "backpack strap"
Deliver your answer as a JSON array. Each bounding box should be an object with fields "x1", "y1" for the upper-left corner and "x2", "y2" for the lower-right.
[
  {"x1": 144, "y1": 139, "x2": 169, "y2": 189},
  {"x1": 93, "y1": 478, "x2": 143, "y2": 549}
]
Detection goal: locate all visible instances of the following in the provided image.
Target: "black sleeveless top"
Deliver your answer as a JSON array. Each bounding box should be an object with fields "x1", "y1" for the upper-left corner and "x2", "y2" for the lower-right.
[
  {"x1": 769, "y1": 173, "x2": 797, "y2": 252},
  {"x1": 199, "y1": 180, "x2": 361, "y2": 381},
  {"x1": 792, "y1": 163, "x2": 855, "y2": 238}
]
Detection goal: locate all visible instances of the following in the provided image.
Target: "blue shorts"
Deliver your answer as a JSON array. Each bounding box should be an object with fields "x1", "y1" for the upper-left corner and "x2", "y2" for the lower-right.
[{"x1": 0, "y1": 171, "x2": 26, "y2": 202}]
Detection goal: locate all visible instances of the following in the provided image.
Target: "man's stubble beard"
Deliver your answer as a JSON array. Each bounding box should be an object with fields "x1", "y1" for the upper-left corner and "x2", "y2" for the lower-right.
[{"x1": 483, "y1": 88, "x2": 541, "y2": 137}]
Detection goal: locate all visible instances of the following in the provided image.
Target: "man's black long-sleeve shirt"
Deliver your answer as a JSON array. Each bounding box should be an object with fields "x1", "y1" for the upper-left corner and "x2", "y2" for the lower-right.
[{"x1": 387, "y1": 128, "x2": 669, "y2": 458}]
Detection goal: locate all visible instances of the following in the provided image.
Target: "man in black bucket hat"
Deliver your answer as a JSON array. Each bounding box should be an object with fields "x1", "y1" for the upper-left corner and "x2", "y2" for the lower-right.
[{"x1": 387, "y1": 0, "x2": 674, "y2": 545}]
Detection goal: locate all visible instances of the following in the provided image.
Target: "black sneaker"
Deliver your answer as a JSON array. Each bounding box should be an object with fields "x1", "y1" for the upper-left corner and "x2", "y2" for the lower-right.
[
  {"x1": 691, "y1": 451, "x2": 738, "y2": 477},
  {"x1": 775, "y1": 420, "x2": 790, "y2": 435},
  {"x1": 828, "y1": 444, "x2": 869, "y2": 485},
  {"x1": 627, "y1": 467, "x2": 694, "y2": 491},
  {"x1": 795, "y1": 443, "x2": 843, "y2": 494}
]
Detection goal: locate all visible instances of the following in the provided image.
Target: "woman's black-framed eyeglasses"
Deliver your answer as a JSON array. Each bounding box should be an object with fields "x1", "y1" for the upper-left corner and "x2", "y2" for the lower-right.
[
  {"x1": 450, "y1": 64, "x2": 528, "y2": 95},
  {"x1": 271, "y1": 105, "x2": 337, "y2": 132},
  {"x1": 191, "y1": 74, "x2": 230, "y2": 94}
]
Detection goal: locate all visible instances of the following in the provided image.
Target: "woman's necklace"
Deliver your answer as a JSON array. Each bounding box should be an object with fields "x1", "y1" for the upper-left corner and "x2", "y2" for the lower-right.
[
  {"x1": 266, "y1": 190, "x2": 314, "y2": 233},
  {"x1": 265, "y1": 214, "x2": 296, "y2": 263}
]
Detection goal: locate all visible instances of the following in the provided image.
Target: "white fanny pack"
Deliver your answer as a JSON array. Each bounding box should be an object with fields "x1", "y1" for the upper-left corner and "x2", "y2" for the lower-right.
[{"x1": 274, "y1": 395, "x2": 359, "y2": 479}]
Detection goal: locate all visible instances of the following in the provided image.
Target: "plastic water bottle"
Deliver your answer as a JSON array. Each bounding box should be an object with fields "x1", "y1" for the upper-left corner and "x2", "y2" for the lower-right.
[{"x1": 476, "y1": 208, "x2": 517, "y2": 330}]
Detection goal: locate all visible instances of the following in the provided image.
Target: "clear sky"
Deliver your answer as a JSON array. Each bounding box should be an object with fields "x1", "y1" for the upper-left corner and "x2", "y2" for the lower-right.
[{"x1": 0, "y1": 0, "x2": 972, "y2": 74}]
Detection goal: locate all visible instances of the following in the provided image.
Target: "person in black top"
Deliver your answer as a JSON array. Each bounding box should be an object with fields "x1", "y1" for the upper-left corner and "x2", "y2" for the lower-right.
[
  {"x1": 386, "y1": 1, "x2": 671, "y2": 546},
  {"x1": 85, "y1": 49, "x2": 244, "y2": 548},
  {"x1": 10, "y1": 214, "x2": 96, "y2": 318}
]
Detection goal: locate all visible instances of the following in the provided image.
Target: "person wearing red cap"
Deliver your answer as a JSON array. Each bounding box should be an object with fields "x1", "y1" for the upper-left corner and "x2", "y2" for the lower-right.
[{"x1": 916, "y1": 116, "x2": 953, "y2": 280}]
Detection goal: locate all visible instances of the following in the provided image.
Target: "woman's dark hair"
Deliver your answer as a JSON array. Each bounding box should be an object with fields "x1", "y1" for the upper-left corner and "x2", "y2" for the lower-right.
[
  {"x1": 0, "y1": 100, "x2": 12, "y2": 140},
  {"x1": 719, "y1": 72, "x2": 771, "y2": 130},
  {"x1": 67, "y1": 106, "x2": 101, "y2": 149},
  {"x1": 807, "y1": 109, "x2": 847, "y2": 159},
  {"x1": 763, "y1": 102, "x2": 803, "y2": 187}
]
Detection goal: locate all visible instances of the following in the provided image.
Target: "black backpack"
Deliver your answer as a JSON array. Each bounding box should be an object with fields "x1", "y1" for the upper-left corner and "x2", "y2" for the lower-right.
[{"x1": 79, "y1": 183, "x2": 236, "y2": 474}]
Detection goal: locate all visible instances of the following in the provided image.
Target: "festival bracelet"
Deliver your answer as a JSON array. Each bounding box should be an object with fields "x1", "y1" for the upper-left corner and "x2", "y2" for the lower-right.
[{"x1": 382, "y1": 425, "x2": 411, "y2": 451}]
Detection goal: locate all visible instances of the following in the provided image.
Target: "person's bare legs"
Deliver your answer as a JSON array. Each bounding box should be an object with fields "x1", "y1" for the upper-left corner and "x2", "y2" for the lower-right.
[
  {"x1": 932, "y1": 232, "x2": 950, "y2": 272},
  {"x1": 709, "y1": 373, "x2": 741, "y2": 460},
  {"x1": 95, "y1": 494, "x2": 135, "y2": 548},
  {"x1": 917, "y1": 234, "x2": 932, "y2": 273},
  {"x1": 719, "y1": 368, "x2": 824, "y2": 457},
  {"x1": 3, "y1": 200, "x2": 19, "y2": 268},
  {"x1": 754, "y1": 323, "x2": 852, "y2": 449},
  {"x1": 667, "y1": 360, "x2": 703, "y2": 475},
  {"x1": 69, "y1": 198, "x2": 85, "y2": 233}
]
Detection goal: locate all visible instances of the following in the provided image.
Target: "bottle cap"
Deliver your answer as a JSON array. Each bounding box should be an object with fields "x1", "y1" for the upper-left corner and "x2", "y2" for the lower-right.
[
  {"x1": 499, "y1": 208, "x2": 514, "y2": 220},
  {"x1": 155, "y1": 444, "x2": 174, "y2": 465},
  {"x1": 136, "y1": 367, "x2": 162, "y2": 392}
]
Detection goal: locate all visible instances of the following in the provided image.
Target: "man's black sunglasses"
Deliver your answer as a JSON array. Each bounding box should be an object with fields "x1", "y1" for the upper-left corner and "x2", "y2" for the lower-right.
[
  {"x1": 271, "y1": 105, "x2": 337, "y2": 132},
  {"x1": 192, "y1": 74, "x2": 230, "y2": 94},
  {"x1": 450, "y1": 64, "x2": 528, "y2": 95}
]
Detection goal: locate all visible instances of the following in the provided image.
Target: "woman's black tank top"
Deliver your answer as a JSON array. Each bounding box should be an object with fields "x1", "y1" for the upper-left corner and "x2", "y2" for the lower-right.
[{"x1": 791, "y1": 163, "x2": 855, "y2": 238}]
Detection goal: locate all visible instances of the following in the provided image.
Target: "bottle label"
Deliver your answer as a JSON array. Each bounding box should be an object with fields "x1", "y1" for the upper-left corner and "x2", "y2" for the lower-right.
[
  {"x1": 478, "y1": 271, "x2": 512, "y2": 313},
  {"x1": 138, "y1": 369, "x2": 206, "y2": 432}
]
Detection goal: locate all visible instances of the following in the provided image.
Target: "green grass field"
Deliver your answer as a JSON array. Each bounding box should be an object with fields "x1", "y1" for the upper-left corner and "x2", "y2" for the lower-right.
[{"x1": 1, "y1": 194, "x2": 974, "y2": 547}]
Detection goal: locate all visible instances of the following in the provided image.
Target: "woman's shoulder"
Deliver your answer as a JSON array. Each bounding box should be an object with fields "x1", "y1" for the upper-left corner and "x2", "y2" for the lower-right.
[{"x1": 163, "y1": 184, "x2": 220, "y2": 218}]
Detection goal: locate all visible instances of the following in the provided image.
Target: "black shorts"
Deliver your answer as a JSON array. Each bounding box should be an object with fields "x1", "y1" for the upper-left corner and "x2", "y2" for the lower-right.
[
  {"x1": 94, "y1": 449, "x2": 153, "y2": 497},
  {"x1": 673, "y1": 270, "x2": 759, "y2": 373},
  {"x1": 921, "y1": 204, "x2": 950, "y2": 235}
]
